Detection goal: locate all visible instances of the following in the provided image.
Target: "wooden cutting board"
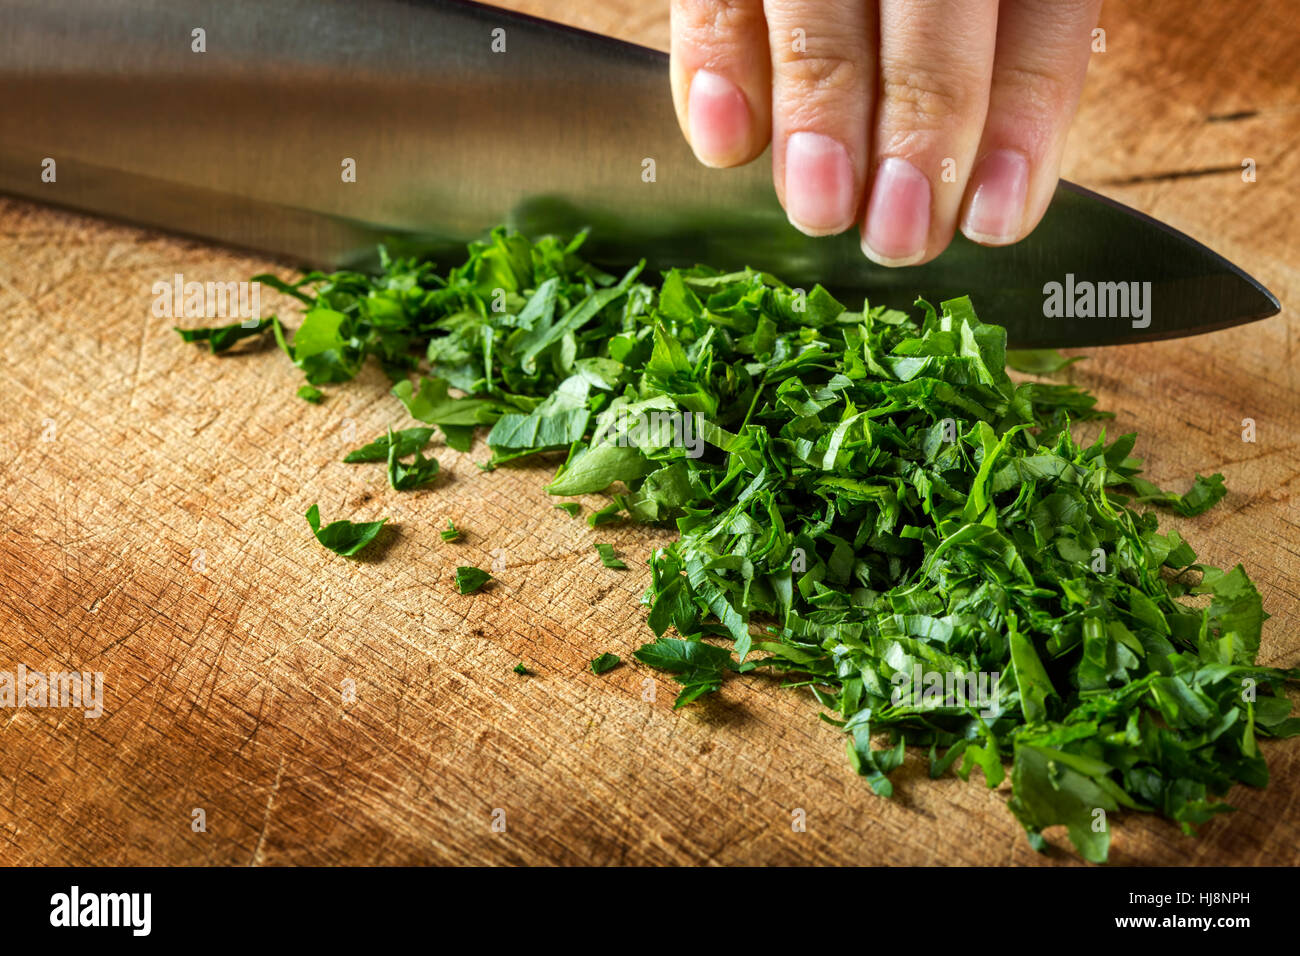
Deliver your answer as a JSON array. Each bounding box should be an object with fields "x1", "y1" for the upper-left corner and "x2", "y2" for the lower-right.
[{"x1": 0, "y1": 0, "x2": 1296, "y2": 866}]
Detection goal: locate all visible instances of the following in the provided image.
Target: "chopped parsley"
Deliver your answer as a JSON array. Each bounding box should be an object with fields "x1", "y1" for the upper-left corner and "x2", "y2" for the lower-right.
[{"x1": 178, "y1": 228, "x2": 1299, "y2": 862}]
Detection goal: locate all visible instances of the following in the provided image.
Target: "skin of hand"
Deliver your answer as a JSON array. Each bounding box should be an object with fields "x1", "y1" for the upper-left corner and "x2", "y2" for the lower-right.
[{"x1": 669, "y1": 0, "x2": 1104, "y2": 266}]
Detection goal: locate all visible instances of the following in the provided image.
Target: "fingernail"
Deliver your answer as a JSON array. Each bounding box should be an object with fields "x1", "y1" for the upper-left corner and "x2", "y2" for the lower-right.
[
  {"x1": 961, "y1": 149, "x2": 1030, "y2": 245},
  {"x1": 784, "y1": 132, "x2": 856, "y2": 235},
  {"x1": 862, "y1": 158, "x2": 930, "y2": 266},
  {"x1": 687, "y1": 70, "x2": 751, "y2": 167}
]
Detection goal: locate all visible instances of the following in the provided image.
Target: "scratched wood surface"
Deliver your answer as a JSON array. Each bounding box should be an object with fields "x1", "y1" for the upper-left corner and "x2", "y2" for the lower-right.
[{"x1": 0, "y1": 0, "x2": 1296, "y2": 866}]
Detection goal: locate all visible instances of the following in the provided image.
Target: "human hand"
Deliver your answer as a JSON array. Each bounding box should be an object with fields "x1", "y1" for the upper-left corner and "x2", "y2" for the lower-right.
[{"x1": 670, "y1": 0, "x2": 1103, "y2": 265}]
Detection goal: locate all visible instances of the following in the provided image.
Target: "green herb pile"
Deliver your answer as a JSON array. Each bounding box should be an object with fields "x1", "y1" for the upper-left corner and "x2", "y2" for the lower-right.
[{"x1": 179, "y1": 228, "x2": 1298, "y2": 861}]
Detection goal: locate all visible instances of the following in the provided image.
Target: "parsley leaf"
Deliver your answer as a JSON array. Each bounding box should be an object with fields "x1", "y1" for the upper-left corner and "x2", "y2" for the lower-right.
[
  {"x1": 305, "y1": 503, "x2": 386, "y2": 557},
  {"x1": 174, "y1": 318, "x2": 272, "y2": 353},
  {"x1": 634, "y1": 638, "x2": 735, "y2": 708},
  {"x1": 455, "y1": 566, "x2": 492, "y2": 594},
  {"x1": 1006, "y1": 348, "x2": 1083, "y2": 375},
  {"x1": 1130, "y1": 472, "x2": 1228, "y2": 517},
  {"x1": 343, "y1": 427, "x2": 435, "y2": 463},
  {"x1": 385, "y1": 428, "x2": 441, "y2": 490}
]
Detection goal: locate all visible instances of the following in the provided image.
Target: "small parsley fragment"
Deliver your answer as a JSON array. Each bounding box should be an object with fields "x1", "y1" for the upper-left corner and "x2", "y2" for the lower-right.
[
  {"x1": 392, "y1": 376, "x2": 498, "y2": 452},
  {"x1": 590, "y1": 653, "x2": 621, "y2": 674},
  {"x1": 1130, "y1": 471, "x2": 1228, "y2": 517},
  {"x1": 385, "y1": 428, "x2": 440, "y2": 490},
  {"x1": 455, "y1": 566, "x2": 492, "y2": 594},
  {"x1": 297, "y1": 384, "x2": 324, "y2": 404},
  {"x1": 305, "y1": 503, "x2": 386, "y2": 557},
  {"x1": 1006, "y1": 348, "x2": 1083, "y2": 375},
  {"x1": 633, "y1": 638, "x2": 741, "y2": 709},
  {"x1": 587, "y1": 503, "x2": 621, "y2": 527},
  {"x1": 554, "y1": 502, "x2": 581, "y2": 517},
  {"x1": 174, "y1": 317, "x2": 272, "y2": 354},
  {"x1": 251, "y1": 272, "x2": 315, "y2": 305},
  {"x1": 513, "y1": 662, "x2": 529, "y2": 676},
  {"x1": 343, "y1": 426, "x2": 439, "y2": 490},
  {"x1": 440, "y1": 520, "x2": 462, "y2": 542},
  {"x1": 344, "y1": 428, "x2": 435, "y2": 463},
  {"x1": 594, "y1": 543, "x2": 627, "y2": 570}
]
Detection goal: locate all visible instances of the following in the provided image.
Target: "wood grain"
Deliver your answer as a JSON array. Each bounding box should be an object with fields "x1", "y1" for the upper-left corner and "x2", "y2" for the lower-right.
[{"x1": 0, "y1": 0, "x2": 1296, "y2": 865}]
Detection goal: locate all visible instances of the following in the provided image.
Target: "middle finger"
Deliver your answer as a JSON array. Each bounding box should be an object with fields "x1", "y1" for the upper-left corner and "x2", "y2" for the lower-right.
[{"x1": 863, "y1": 0, "x2": 999, "y2": 266}]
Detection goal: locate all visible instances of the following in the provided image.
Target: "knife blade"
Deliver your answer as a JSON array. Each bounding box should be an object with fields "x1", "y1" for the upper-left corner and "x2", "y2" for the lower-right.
[{"x1": 0, "y1": 0, "x2": 1279, "y2": 347}]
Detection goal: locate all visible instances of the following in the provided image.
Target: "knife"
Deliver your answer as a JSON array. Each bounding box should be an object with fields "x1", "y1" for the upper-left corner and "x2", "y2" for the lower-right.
[{"x1": 0, "y1": 0, "x2": 1279, "y2": 347}]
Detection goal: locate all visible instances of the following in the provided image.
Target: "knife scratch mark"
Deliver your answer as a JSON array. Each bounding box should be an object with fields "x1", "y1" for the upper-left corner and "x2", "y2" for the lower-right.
[
  {"x1": 128, "y1": 311, "x2": 149, "y2": 410},
  {"x1": 249, "y1": 755, "x2": 286, "y2": 867},
  {"x1": 1205, "y1": 110, "x2": 1259, "y2": 123},
  {"x1": 1099, "y1": 165, "x2": 1245, "y2": 186}
]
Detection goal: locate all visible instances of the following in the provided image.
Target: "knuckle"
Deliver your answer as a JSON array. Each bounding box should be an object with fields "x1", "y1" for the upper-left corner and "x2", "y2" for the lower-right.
[
  {"x1": 773, "y1": 52, "x2": 869, "y2": 132},
  {"x1": 996, "y1": 63, "x2": 1078, "y2": 114},
  {"x1": 673, "y1": 0, "x2": 761, "y2": 39},
  {"x1": 875, "y1": 126, "x2": 937, "y2": 161},
  {"x1": 1008, "y1": 0, "x2": 1098, "y2": 21},
  {"x1": 778, "y1": 51, "x2": 861, "y2": 95},
  {"x1": 672, "y1": 0, "x2": 766, "y2": 71},
  {"x1": 879, "y1": 65, "x2": 975, "y2": 129}
]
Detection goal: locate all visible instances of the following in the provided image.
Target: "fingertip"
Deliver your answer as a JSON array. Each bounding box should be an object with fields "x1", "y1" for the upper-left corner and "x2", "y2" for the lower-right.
[
  {"x1": 687, "y1": 70, "x2": 757, "y2": 168},
  {"x1": 960, "y1": 148, "x2": 1030, "y2": 246},
  {"x1": 861, "y1": 157, "x2": 931, "y2": 266},
  {"x1": 783, "y1": 132, "x2": 857, "y2": 235}
]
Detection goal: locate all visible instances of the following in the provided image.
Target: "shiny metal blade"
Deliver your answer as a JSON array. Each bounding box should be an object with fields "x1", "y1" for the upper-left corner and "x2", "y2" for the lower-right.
[{"x1": 0, "y1": 0, "x2": 1279, "y2": 347}]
